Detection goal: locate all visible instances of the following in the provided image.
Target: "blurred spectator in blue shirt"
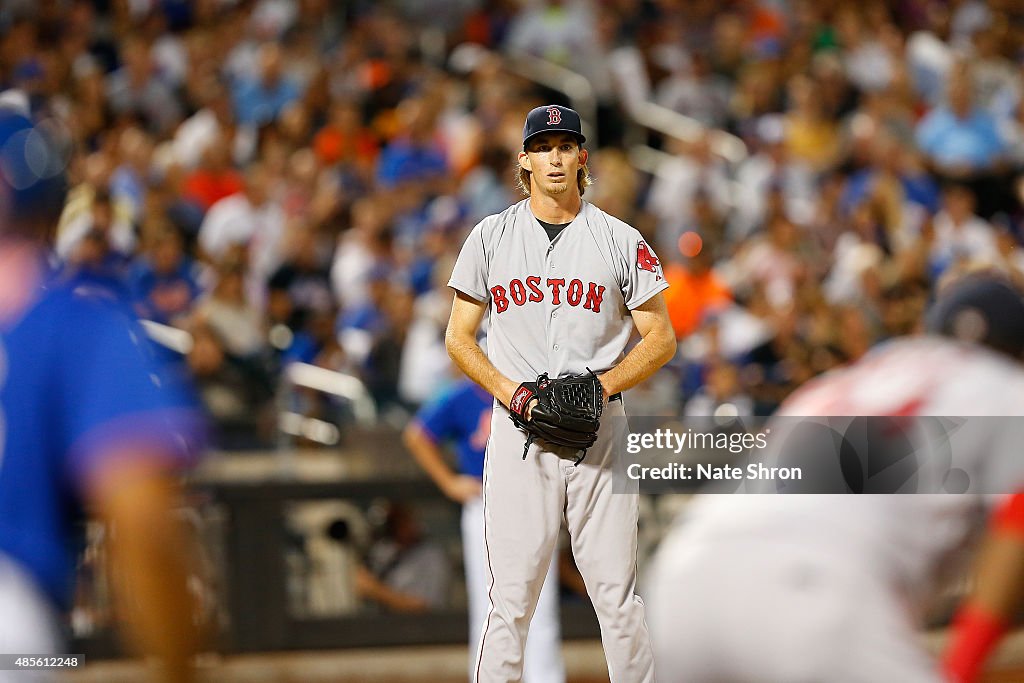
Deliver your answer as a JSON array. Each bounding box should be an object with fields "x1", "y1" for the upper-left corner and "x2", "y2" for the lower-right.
[
  {"x1": 916, "y1": 64, "x2": 1008, "y2": 176},
  {"x1": 268, "y1": 227, "x2": 335, "y2": 333},
  {"x1": 61, "y1": 192, "x2": 132, "y2": 302},
  {"x1": 129, "y1": 225, "x2": 201, "y2": 325},
  {"x1": 231, "y1": 43, "x2": 303, "y2": 127},
  {"x1": 109, "y1": 127, "x2": 154, "y2": 230},
  {"x1": 105, "y1": 36, "x2": 183, "y2": 136},
  {"x1": 842, "y1": 133, "x2": 942, "y2": 218},
  {"x1": 376, "y1": 99, "x2": 448, "y2": 189},
  {"x1": 338, "y1": 266, "x2": 393, "y2": 365}
]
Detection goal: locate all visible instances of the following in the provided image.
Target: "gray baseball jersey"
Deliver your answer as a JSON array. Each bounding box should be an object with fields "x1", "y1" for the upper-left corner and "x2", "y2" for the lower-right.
[
  {"x1": 449, "y1": 198, "x2": 668, "y2": 380},
  {"x1": 449, "y1": 198, "x2": 666, "y2": 683}
]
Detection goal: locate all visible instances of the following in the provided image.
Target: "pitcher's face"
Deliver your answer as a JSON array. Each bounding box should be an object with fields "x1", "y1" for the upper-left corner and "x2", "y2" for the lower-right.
[{"x1": 519, "y1": 133, "x2": 587, "y2": 197}]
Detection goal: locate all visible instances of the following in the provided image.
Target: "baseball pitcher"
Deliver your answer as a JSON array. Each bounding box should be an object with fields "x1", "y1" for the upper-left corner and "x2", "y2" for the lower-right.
[{"x1": 445, "y1": 105, "x2": 676, "y2": 683}]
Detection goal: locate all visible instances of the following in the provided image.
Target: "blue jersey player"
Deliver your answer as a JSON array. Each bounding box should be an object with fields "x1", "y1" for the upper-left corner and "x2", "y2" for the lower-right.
[
  {"x1": 403, "y1": 378, "x2": 564, "y2": 683},
  {"x1": 0, "y1": 109, "x2": 205, "y2": 683}
]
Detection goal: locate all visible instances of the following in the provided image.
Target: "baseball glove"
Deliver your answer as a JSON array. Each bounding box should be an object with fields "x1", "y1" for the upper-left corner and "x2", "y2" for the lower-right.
[{"x1": 509, "y1": 369, "x2": 604, "y2": 461}]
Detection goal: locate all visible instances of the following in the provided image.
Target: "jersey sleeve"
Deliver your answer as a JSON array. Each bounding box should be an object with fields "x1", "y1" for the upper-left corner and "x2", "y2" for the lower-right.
[
  {"x1": 413, "y1": 389, "x2": 457, "y2": 444},
  {"x1": 620, "y1": 230, "x2": 669, "y2": 310},
  {"x1": 60, "y1": 298, "x2": 206, "y2": 493},
  {"x1": 448, "y1": 222, "x2": 489, "y2": 302}
]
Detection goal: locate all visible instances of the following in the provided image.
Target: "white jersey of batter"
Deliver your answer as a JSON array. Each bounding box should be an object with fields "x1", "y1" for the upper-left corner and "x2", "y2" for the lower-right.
[
  {"x1": 450, "y1": 198, "x2": 667, "y2": 683},
  {"x1": 647, "y1": 337, "x2": 1024, "y2": 683}
]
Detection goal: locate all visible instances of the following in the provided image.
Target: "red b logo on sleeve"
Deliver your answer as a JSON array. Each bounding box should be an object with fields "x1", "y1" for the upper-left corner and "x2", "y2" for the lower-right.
[
  {"x1": 547, "y1": 107, "x2": 561, "y2": 125},
  {"x1": 636, "y1": 241, "x2": 660, "y2": 273}
]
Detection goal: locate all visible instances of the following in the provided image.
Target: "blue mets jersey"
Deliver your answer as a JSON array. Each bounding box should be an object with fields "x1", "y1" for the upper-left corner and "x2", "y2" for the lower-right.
[
  {"x1": 0, "y1": 262, "x2": 205, "y2": 610},
  {"x1": 414, "y1": 380, "x2": 493, "y2": 479}
]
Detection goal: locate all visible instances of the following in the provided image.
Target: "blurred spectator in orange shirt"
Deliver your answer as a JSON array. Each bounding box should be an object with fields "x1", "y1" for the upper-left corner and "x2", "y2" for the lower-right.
[
  {"x1": 663, "y1": 246, "x2": 733, "y2": 339},
  {"x1": 313, "y1": 100, "x2": 379, "y2": 169},
  {"x1": 183, "y1": 139, "x2": 245, "y2": 212}
]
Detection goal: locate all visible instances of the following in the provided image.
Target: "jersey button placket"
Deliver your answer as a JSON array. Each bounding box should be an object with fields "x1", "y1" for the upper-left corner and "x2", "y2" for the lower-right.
[
  {"x1": 546, "y1": 245, "x2": 561, "y2": 366},
  {"x1": 549, "y1": 304, "x2": 562, "y2": 355}
]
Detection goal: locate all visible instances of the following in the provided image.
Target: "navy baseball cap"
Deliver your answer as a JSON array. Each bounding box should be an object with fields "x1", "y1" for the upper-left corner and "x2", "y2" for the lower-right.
[
  {"x1": 523, "y1": 105, "x2": 585, "y2": 148},
  {"x1": 0, "y1": 108, "x2": 67, "y2": 232},
  {"x1": 925, "y1": 273, "x2": 1024, "y2": 358}
]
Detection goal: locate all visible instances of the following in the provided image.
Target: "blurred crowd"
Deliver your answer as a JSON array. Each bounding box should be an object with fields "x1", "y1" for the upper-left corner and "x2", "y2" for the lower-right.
[{"x1": 3, "y1": 0, "x2": 1024, "y2": 444}]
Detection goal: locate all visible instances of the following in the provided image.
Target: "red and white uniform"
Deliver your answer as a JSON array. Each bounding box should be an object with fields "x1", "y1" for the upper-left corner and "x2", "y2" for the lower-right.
[{"x1": 646, "y1": 337, "x2": 1024, "y2": 683}]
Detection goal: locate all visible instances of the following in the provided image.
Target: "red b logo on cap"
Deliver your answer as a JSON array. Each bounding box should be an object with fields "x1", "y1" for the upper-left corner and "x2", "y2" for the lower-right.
[{"x1": 547, "y1": 107, "x2": 561, "y2": 125}]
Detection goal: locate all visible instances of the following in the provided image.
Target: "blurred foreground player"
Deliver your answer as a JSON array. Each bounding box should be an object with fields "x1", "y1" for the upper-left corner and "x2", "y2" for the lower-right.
[
  {"x1": 0, "y1": 110, "x2": 205, "y2": 681},
  {"x1": 943, "y1": 492, "x2": 1024, "y2": 682},
  {"x1": 404, "y1": 377, "x2": 565, "y2": 683},
  {"x1": 647, "y1": 273, "x2": 1024, "y2": 682}
]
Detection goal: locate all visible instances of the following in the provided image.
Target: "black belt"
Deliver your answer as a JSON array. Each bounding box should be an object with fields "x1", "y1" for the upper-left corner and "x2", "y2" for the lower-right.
[{"x1": 609, "y1": 392, "x2": 622, "y2": 402}]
